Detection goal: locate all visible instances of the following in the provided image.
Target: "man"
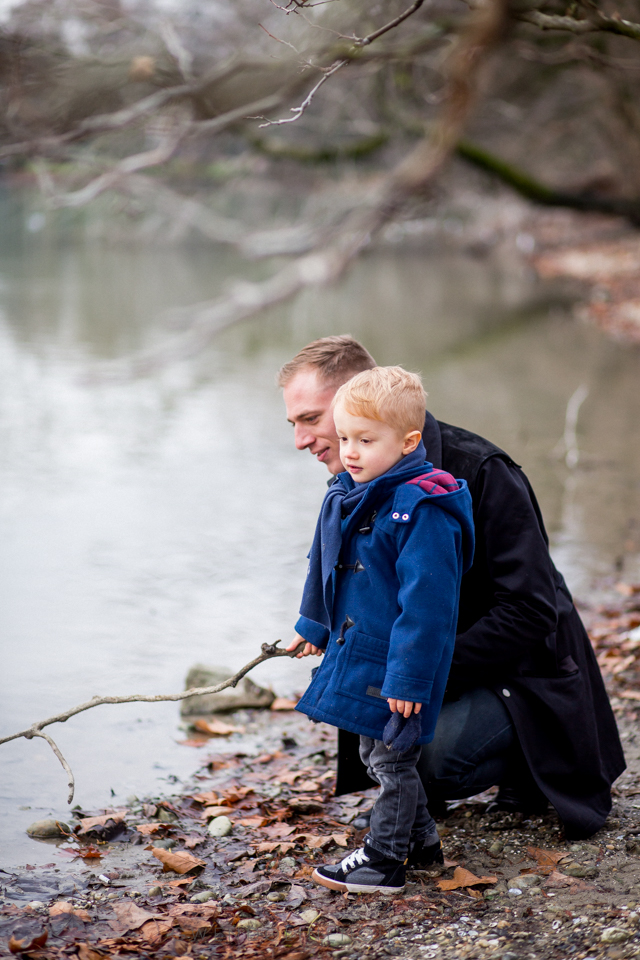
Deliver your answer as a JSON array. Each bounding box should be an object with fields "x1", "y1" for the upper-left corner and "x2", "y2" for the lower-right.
[{"x1": 279, "y1": 335, "x2": 624, "y2": 840}]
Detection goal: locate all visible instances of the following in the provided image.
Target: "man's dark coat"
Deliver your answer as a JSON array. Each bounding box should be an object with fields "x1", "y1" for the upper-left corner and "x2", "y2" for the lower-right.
[{"x1": 337, "y1": 413, "x2": 625, "y2": 840}]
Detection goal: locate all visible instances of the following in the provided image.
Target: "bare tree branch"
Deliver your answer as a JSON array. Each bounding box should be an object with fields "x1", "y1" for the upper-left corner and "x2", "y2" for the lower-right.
[
  {"x1": 253, "y1": 58, "x2": 347, "y2": 127},
  {"x1": 351, "y1": 0, "x2": 426, "y2": 47},
  {"x1": 0, "y1": 640, "x2": 304, "y2": 804},
  {"x1": 518, "y1": 8, "x2": 640, "y2": 42}
]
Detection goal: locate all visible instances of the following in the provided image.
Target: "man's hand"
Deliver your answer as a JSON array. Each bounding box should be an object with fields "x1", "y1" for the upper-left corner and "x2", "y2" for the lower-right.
[
  {"x1": 387, "y1": 699, "x2": 422, "y2": 718},
  {"x1": 286, "y1": 634, "x2": 323, "y2": 659}
]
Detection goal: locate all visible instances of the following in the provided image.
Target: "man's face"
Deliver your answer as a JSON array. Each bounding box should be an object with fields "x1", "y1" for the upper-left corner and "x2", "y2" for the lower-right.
[{"x1": 283, "y1": 367, "x2": 342, "y2": 475}]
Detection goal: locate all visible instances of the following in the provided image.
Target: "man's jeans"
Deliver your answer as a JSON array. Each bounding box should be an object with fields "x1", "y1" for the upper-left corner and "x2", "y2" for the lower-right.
[
  {"x1": 417, "y1": 687, "x2": 516, "y2": 802},
  {"x1": 359, "y1": 737, "x2": 437, "y2": 862}
]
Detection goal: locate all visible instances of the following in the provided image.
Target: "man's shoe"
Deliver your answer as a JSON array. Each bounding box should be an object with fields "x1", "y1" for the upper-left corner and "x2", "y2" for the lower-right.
[
  {"x1": 312, "y1": 843, "x2": 406, "y2": 894},
  {"x1": 407, "y1": 837, "x2": 444, "y2": 869}
]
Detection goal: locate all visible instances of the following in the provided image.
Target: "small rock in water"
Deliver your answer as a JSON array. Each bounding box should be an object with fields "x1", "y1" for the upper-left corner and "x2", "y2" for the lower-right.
[
  {"x1": 191, "y1": 890, "x2": 216, "y2": 903},
  {"x1": 278, "y1": 856, "x2": 297, "y2": 876},
  {"x1": 300, "y1": 908, "x2": 320, "y2": 924},
  {"x1": 237, "y1": 918, "x2": 261, "y2": 931},
  {"x1": 324, "y1": 933, "x2": 352, "y2": 947},
  {"x1": 26, "y1": 819, "x2": 71, "y2": 839},
  {"x1": 601, "y1": 928, "x2": 629, "y2": 944},
  {"x1": 208, "y1": 816, "x2": 232, "y2": 838}
]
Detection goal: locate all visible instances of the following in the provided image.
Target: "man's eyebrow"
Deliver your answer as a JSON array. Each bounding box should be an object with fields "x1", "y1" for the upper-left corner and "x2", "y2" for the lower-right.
[{"x1": 287, "y1": 409, "x2": 321, "y2": 422}]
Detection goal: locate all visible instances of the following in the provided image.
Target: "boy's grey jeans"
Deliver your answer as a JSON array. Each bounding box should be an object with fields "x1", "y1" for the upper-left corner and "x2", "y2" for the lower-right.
[{"x1": 359, "y1": 735, "x2": 438, "y2": 862}]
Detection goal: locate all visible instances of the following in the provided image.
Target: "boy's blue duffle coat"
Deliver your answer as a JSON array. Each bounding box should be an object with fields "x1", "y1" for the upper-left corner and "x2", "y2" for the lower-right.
[{"x1": 295, "y1": 459, "x2": 475, "y2": 745}]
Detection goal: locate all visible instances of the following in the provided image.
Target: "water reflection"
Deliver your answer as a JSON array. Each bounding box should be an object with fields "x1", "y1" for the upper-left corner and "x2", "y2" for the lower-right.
[{"x1": 0, "y1": 198, "x2": 639, "y2": 867}]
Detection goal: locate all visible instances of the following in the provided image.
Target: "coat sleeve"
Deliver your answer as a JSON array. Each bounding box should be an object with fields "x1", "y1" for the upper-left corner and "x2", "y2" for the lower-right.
[
  {"x1": 380, "y1": 503, "x2": 462, "y2": 704},
  {"x1": 451, "y1": 456, "x2": 558, "y2": 680},
  {"x1": 294, "y1": 614, "x2": 329, "y2": 649}
]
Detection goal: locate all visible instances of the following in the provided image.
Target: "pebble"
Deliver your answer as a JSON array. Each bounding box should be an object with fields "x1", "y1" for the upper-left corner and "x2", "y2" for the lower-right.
[
  {"x1": 300, "y1": 909, "x2": 320, "y2": 924},
  {"x1": 488, "y1": 841, "x2": 504, "y2": 855},
  {"x1": 279, "y1": 857, "x2": 297, "y2": 876},
  {"x1": 26, "y1": 819, "x2": 71, "y2": 839},
  {"x1": 190, "y1": 891, "x2": 216, "y2": 903},
  {"x1": 157, "y1": 808, "x2": 178, "y2": 823},
  {"x1": 266, "y1": 891, "x2": 287, "y2": 902},
  {"x1": 26, "y1": 901, "x2": 45, "y2": 910},
  {"x1": 237, "y1": 918, "x2": 261, "y2": 931},
  {"x1": 507, "y1": 887, "x2": 523, "y2": 897},
  {"x1": 601, "y1": 927, "x2": 630, "y2": 944},
  {"x1": 324, "y1": 934, "x2": 352, "y2": 947},
  {"x1": 148, "y1": 887, "x2": 163, "y2": 897},
  {"x1": 153, "y1": 838, "x2": 177, "y2": 850},
  {"x1": 561, "y1": 862, "x2": 597, "y2": 878},
  {"x1": 207, "y1": 816, "x2": 233, "y2": 838}
]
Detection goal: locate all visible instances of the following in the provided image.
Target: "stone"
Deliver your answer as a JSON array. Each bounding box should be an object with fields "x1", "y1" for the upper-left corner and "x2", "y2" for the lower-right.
[
  {"x1": 324, "y1": 934, "x2": 352, "y2": 947},
  {"x1": 601, "y1": 927, "x2": 629, "y2": 944},
  {"x1": 148, "y1": 887, "x2": 163, "y2": 897},
  {"x1": 483, "y1": 889, "x2": 501, "y2": 901},
  {"x1": 516, "y1": 874, "x2": 542, "y2": 888},
  {"x1": 300, "y1": 909, "x2": 320, "y2": 924},
  {"x1": 157, "y1": 808, "x2": 178, "y2": 823},
  {"x1": 153, "y1": 838, "x2": 177, "y2": 849},
  {"x1": 180, "y1": 664, "x2": 275, "y2": 716},
  {"x1": 191, "y1": 891, "x2": 216, "y2": 903},
  {"x1": 26, "y1": 819, "x2": 71, "y2": 839},
  {"x1": 507, "y1": 887, "x2": 523, "y2": 897},
  {"x1": 488, "y1": 841, "x2": 504, "y2": 856},
  {"x1": 237, "y1": 918, "x2": 262, "y2": 931},
  {"x1": 279, "y1": 857, "x2": 297, "y2": 876},
  {"x1": 208, "y1": 816, "x2": 233, "y2": 838},
  {"x1": 267, "y1": 891, "x2": 287, "y2": 902},
  {"x1": 561, "y1": 862, "x2": 597, "y2": 878}
]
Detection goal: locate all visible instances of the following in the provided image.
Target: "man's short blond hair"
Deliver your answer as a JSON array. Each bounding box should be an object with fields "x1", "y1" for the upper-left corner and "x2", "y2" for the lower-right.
[
  {"x1": 333, "y1": 366, "x2": 427, "y2": 436},
  {"x1": 277, "y1": 335, "x2": 375, "y2": 387}
]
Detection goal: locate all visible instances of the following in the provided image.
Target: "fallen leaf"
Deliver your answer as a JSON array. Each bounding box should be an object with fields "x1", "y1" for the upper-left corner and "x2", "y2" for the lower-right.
[
  {"x1": 176, "y1": 916, "x2": 214, "y2": 936},
  {"x1": 191, "y1": 791, "x2": 219, "y2": 805},
  {"x1": 138, "y1": 919, "x2": 174, "y2": 945},
  {"x1": 184, "y1": 836, "x2": 206, "y2": 849},
  {"x1": 527, "y1": 846, "x2": 570, "y2": 867},
  {"x1": 543, "y1": 870, "x2": 579, "y2": 889},
  {"x1": 77, "y1": 943, "x2": 106, "y2": 960},
  {"x1": 203, "y1": 805, "x2": 234, "y2": 818},
  {"x1": 437, "y1": 867, "x2": 497, "y2": 891},
  {"x1": 238, "y1": 816, "x2": 268, "y2": 827},
  {"x1": 136, "y1": 823, "x2": 166, "y2": 836},
  {"x1": 294, "y1": 780, "x2": 321, "y2": 793},
  {"x1": 194, "y1": 718, "x2": 244, "y2": 737},
  {"x1": 220, "y1": 787, "x2": 254, "y2": 803},
  {"x1": 262, "y1": 823, "x2": 297, "y2": 839},
  {"x1": 255, "y1": 841, "x2": 297, "y2": 854},
  {"x1": 110, "y1": 902, "x2": 159, "y2": 932},
  {"x1": 151, "y1": 847, "x2": 206, "y2": 875},
  {"x1": 270, "y1": 698, "x2": 299, "y2": 711},
  {"x1": 60, "y1": 845, "x2": 102, "y2": 860},
  {"x1": 619, "y1": 690, "x2": 640, "y2": 701},
  {"x1": 49, "y1": 901, "x2": 91, "y2": 922},
  {"x1": 168, "y1": 877, "x2": 193, "y2": 889},
  {"x1": 276, "y1": 771, "x2": 302, "y2": 785},
  {"x1": 77, "y1": 810, "x2": 127, "y2": 835},
  {"x1": 443, "y1": 858, "x2": 459, "y2": 868},
  {"x1": 8, "y1": 932, "x2": 48, "y2": 954}
]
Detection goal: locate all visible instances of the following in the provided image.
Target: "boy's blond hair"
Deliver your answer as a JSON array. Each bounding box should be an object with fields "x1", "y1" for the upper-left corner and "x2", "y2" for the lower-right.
[{"x1": 333, "y1": 366, "x2": 427, "y2": 436}]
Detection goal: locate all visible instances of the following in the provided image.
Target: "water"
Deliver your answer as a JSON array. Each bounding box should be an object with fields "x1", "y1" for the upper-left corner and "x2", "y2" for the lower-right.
[{"x1": 1, "y1": 197, "x2": 639, "y2": 869}]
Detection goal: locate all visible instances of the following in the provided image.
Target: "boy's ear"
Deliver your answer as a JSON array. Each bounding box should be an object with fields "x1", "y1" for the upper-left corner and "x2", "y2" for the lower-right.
[{"x1": 403, "y1": 431, "x2": 421, "y2": 455}]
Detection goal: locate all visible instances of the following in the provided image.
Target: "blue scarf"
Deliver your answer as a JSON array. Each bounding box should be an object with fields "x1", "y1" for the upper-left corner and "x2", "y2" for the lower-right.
[{"x1": 300, "y1": 442, "x2": 428, "y2": 630}]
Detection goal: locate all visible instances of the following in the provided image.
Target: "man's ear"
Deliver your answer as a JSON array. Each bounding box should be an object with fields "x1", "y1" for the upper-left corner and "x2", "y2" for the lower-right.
[{"x1": 403, "y1": 431, "x2": 421, "y2": 455}]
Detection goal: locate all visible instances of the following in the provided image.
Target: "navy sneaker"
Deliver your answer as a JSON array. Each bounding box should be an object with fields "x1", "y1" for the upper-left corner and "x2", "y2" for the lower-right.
[
  {"x1": 312, "y1": 843, "x2": 406, "y2": 894},
  {"x1": 407, "y1": 837, "x2": 444, "y2": 869}
]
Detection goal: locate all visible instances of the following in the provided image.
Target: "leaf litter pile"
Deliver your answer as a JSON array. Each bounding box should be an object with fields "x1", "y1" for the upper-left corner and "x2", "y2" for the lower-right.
[{"x1": 5, "y1": 585, "x2": 640, "y2": 960}]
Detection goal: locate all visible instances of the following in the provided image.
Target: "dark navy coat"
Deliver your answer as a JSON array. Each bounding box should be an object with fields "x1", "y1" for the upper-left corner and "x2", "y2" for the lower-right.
[{"x1": 295, "y1": 463, "x2": 475, "y2": 744}]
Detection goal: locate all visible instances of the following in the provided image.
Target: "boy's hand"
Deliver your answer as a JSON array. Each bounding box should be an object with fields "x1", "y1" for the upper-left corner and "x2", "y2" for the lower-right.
[
  {"x1": 286, "y1": 634, "x2": 323, "y2": 659},
  {"x1": 387, "y1": 699, "x2": 422, "y2": 718}
]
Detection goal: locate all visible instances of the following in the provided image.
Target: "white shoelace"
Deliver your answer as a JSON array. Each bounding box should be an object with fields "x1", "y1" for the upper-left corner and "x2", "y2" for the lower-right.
[{"x1": 340, "y1": 847, "x2": 370, "y2": 872}]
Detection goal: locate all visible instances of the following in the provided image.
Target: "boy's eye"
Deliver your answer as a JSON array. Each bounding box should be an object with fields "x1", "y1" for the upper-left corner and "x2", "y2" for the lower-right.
[{"x1": 360, "y1": 439, "x2": 370, "y2": 444}]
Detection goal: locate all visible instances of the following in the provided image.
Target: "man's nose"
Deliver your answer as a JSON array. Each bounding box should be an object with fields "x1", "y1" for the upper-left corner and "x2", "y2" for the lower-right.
[{"x1": 294, "y1": 423, "x2": 314, "y2": 450}]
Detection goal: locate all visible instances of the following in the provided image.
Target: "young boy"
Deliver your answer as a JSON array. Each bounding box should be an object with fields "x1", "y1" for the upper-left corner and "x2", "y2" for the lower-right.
[{"x1": 287, "y1": 366, "x2": 474, "y2": 894}]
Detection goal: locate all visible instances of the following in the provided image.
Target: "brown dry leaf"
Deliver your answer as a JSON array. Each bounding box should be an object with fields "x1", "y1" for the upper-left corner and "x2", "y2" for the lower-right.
[
  {"x1": 77, "y1": 810, "x2": 127, "y2": 835},
  {"x1": 191, "y1": 790, "x2": 219, "y2": 805},
  {"x1": 176, "y1": 916, "x2": 214, "y2": 937},
  {"x1": 238, "y1": 816, "x2": 268, "y2": 827},
  {"x1": 110, "y1": 902, "x2": 158, "y2": 932},
  {"x1": 136, "y1": 823, "x2": 165, "y2": 835},
  {"x1": 276, "y1": 770, "x2": 302, "y2": 785},
  {"x1": 619, "y1": 690, "x2": 640, "y2": 701},
  {"x1": 437, "y1": 867, "x2": 497, "y2": 891},
  {"x1": 293, "y1": 780, "x2": 321, "y2": 793},
  {"x1": 167, "y1": 877, "x2": 193, "y2": 889},
  {"x1": 8, "y1": 932, "x2": 48, "y2": 954},
  {"x1": 138, "y1": 919, "x2": 174, "y2": 945},
  {"x1": 203, "y1": 804, "x2": 234, "y2": 818},
  {"x1": 151, "y1": 847, "x2": 205, "y2": 875},
  {"x1": 288, "y1": 797, "x2": 323, "y2": 813},
  {"x1": 184, "y1": 835, "x2": 206, "y2": 849},
  {"x1": 49, "y1": 901, "x2": 91, "y2": 922},
  {"x1": 270, "y1": 698, "x2": 299, "y2": 711},
  {"x1": 543, "y1": 870, "x2": 578, "y2": 889},
  {"x1": 256, "y1": 840, "x2": 297, "y2": 854},
  {"x1": 220, "y1": 787, "x2": 254, "y2": 803},
  {"x1": 262, "y1": 823, "x2": 296, "y2": 839},
  {"x1": 443, "y1": 858, "x2": 459, "y2": 868},
  {"x1": 527, "y1": 846, "x2": 570, "y2": 867},
  {"x1": 193, "y1": 718, "x2": 244, "y2": 737},
  {"x1": 77, "y1": 943, "x2": 106, "y2": 960}
]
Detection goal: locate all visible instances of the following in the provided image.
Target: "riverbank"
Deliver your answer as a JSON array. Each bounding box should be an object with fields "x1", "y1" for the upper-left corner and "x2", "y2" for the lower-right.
[{"x1": 3, "y1": 584, "x2": 640, "y2": 960}]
